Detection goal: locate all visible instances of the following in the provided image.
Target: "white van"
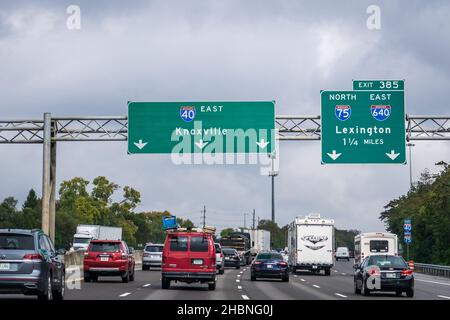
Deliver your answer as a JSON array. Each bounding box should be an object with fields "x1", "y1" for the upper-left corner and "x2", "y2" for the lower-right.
[
  {"x1": 354, "y1": 232, "x2": 398, "y2": 265},
  {"x1": 335, "y1": 247, "x2": 350, "y2": 261}
]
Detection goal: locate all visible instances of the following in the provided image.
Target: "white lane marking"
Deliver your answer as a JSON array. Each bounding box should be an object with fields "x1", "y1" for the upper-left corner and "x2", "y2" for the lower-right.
[
  {"x1": 335, "y1": 293, "x2": 347, "y2": 298},
  {"x1": 236, "y1": 279, "x2": 240, "y2": 282},
  {"x1": 237, "y1": 286, "x2": 242, "y2": 290},
  {"x1": 437, "y1": 295, "x2": 450, "y2": 300},
  {"x1": 416, "y1": 279, "x2": 450, "y2": 287},
  {"x1": 242, "y1": 295, "x2": 250, "y2": 300},
  {"x1": 240, "y1": 271, "x2": 243, "y2": 274},
  {"x1": 334, "y1": 270, "x2": 338, "y2": 273},
  {"x1": 119, "y1": 292, "x2": 131, "y2": 297},
  {"x1": 300, "y1": 278, "x2": 306, "y2": 282},
  {"x1": 294, "y1": 275, "x2": 298, "y2": 278},
  {"x1": 341, "y1": 273, "x2": 346, "y2": 276},
  {"x1": 237, "y1": 274, "x2": 241, "y2": 277},
  {"x1": 312, "y1": 285, "x2": 320, "y2": 288},
  {"x1": 143, "y1": 284, "x2": 151, "y2": 287}
]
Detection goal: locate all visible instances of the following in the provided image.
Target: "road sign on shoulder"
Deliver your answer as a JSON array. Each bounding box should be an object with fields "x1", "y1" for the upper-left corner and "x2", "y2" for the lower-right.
[
  {"x1": 353, "y1": 80, "x2": 404, "y2": 91},
  {"x1": 321, "y1": 90, "x2": 406, "y2": 164},
  {"x1": 128, "y1": 101, "x2": 275, "y2": 154}
]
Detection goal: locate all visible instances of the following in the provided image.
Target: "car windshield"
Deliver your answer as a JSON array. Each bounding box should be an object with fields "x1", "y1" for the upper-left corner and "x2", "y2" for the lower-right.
[
  {"x1": 89, "y1": 242, "x2": 121, "y2": 252},
  {"x1": 0, "y1": 233, "x2": 34, "y2": 250},
  {"x1": 222, "y1": 248, "x2": 236, "y2": 255},
  {"x1": 145, "y1": 245, "x2": 163, "y2": 252},
  {"x1": 337, "y1": 247, "x2": 348, "y2": 253},
  {"x1": 190, "y1": 236, "x2": 208, "y2": 252},
  {"x1": 367, "y1": 256, "x2": 407, "y2": 269},
  {"x1": 257, "y1": 253, "x2": 283, "y2": 260},
  {"x1": 74, "y1": 237, "x2": 91, "y2": 244},
  {"x1": 169, "y1": 236, "x2": 188, "y2": 252}
]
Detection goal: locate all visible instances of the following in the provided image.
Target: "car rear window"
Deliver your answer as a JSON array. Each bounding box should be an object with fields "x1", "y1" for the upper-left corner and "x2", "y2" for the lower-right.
[
  {"x1": 257, "y1": 253, "x2": 282, "y2": 260},
  {"x1": 90, "y1": 242, "x2": 121, "y2": 252},
  {"x1": 0, "y1": 234, "x2": 34, "y2": 250},
  {"x1": 367, "y1": 256, "x2": 407, "y2": 268},
  {"x1": 145, "y1": 245, "x2": 163, "y2": 252},
  {"x1": 370, "y1": 240, "x2": 389, "y2": 253},
  {"x1": 190, "y1": 236, "x2": 209, "y2": 252},
  {"x1": 169, "y1": 236, "x2": 188, "y2": 252},
  {"x1": 222, "y1": 248, "x2": 236, "y2": 255}
]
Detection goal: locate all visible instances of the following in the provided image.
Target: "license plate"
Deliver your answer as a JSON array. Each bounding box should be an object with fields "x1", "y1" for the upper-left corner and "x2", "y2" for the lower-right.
[
  {"x1": 386, "y1": 273, "x2": 397, "y2": 278},
  {"x1": 192, "y1": 259, "x2": 203, "y2": 265},
  {"x1": 0, "y1": 263, "x2": 10, "y2": 271},
  {"x1": 225, "y1": 257, "x2": 230, "y2": 260},
  {"x1": 266, "y1": 264, "x2": 273, "y2": 269},
  {"x1": 100, "y1": 257, "x2": 109, "y2": 262}
]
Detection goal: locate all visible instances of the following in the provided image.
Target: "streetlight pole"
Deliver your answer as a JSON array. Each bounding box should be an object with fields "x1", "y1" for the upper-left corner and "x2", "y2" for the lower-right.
[
  {"x1": 407, "y1": 143, "x2": 415, "y2": 189},
  {"x1": 268, "y1": 153, "x2": 278, "y2": 223}
]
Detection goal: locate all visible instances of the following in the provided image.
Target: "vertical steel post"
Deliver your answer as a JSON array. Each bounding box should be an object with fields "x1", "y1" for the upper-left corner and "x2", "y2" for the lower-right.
[
  {"x1": 41, "y1": 113, "x2": 51, "y2": 236},
  {"x1": 49, "y1": 119, "x2": 57, "y2": 243}
]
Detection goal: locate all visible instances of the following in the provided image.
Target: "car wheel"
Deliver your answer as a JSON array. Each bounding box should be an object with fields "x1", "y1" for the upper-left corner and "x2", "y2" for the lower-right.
[
  {"x1": 406, "y1": 289, "x2": 414, "y2": 297},
  {"x1": 121, "y1": 272, "x2": 129, "y2": 283},
  {"x1": 236, "y1": 265, "x2": 240, "y2": 270},
  {"x1": 142, "y1": 265, "x2": 149, "y2": 271},
  {"x1": 84, "y1": 272, "x2": 91, "y2": 283},
  {"x1": 91, "y1": 274, "x2": 98, "y2": 282},
  {"x1": 53, "y1": 272, "x2": 65, "y2": 301},
  {"x1": 354, "y1": 278, "x2": 361, "y2": 294},
  {"x1": 129, "y1": 269, "x2": 135, "y2": 282},
  {"x1": 251, "y1": 274, "x2": 256, "y2": 281},
  {"x1": 161, "y1": 277, "x2": 170, "y2": 289},
  {"x1": 219, "y1": 268, "x2": 224, "y2": 275},
  {"x1": 38, "y1": 274, "x2": 53, "y2": 301},
  {"x1": 324, "y1": 269, "x2": 331, "y2": 276},
  {"x1": 361, "y1": 278, "x2": 370, "y2": 296},
  {"x1": 282, "y1": 274, "x2": 289, "y2": 282},
  {"x1": 208, "y1": 282, "x2": 216, "y2": 291}
]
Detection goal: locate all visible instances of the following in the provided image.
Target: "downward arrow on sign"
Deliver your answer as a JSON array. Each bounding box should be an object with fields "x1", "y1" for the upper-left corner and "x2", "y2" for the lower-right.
[
  {"x1": 386, "y1": 150, "x2": 400, "y2": 160},
  {"x1": 195, "y1": 139, "x2": 208, "y2": 149},
  {"x1": 256, "y1": 139, "x2": 270, "y2": 149},
  {"x1": 134, "y1": 139, "x2": 148, "y2": 150},
  {"x1": 327, "y1": 150, "x2": 342, "y2": 161}
]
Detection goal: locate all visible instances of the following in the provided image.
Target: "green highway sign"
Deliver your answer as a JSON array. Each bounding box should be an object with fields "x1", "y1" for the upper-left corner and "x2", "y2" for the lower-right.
[
  {"x1": 321, "y1": 91, "x2": 406, "y2": 164},
  {"x1": 128, "y1": 101, "x2": 275, "y2": 154},
  {"x1": 353, "y1": 79, "x2": 404, "y2": 91}
]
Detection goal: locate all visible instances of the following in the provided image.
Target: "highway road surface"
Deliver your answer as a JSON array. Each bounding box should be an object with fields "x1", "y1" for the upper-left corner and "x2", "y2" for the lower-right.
[{"x1": 1, "y1": 260, "x2": 450, "y2": 300}]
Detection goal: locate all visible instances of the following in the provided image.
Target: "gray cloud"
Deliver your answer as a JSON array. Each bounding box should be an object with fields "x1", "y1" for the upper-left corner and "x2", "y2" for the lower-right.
[{"x1": 0, "y1": 0, "x2": 449, "y2": 233}]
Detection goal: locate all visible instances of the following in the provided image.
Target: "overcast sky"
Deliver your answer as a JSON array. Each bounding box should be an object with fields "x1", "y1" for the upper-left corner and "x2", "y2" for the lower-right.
[{"x1": 0, "y1": 0, "x2": 449, "y2": 233}]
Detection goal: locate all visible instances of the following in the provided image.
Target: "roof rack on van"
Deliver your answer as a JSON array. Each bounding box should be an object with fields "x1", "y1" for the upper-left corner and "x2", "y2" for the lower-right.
[{"x1": 166, "y1": 225, "x2": 216, "y2": 235}]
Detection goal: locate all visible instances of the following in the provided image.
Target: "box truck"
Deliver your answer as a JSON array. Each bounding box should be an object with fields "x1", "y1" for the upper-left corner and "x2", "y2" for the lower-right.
[
  {"x1": 288, "y1": 213, "x2": 334, "y2": 276},
  {"x1": 244, "y1": 229, "x2": 271, "y2": 257},
  {"x1": 220, "y1": 232, "x2": 251, "y2": 265},
  {"x1": 71, "y1": 225, "x2": 122, "y2": 251}
]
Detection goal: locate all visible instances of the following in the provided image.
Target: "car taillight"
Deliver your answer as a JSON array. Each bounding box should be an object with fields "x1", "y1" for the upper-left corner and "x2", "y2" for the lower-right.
[
  {"x1": 401, "y1": 269, "x2": 413, "y2": 276},
  {"x1": 254, "y1": 261, "x2": 262, "y2": 265},
  {"x1": 368, "y1": 269, "x2": 380, "y2": 276},
  {"x1": 23, "y1": 253, "x2": 43, "y2": 261},
  {"x1": 121, "y1": 253, "x2": 127, "y2": 260},
  {"x1": 278, "y1": 261, "x2": 288, "y2": 266}
]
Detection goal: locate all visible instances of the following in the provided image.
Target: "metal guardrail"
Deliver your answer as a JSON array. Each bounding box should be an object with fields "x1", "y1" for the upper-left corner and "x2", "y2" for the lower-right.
[{"x1": 414, "y1": 263, "x2": 450, "y2": 278}]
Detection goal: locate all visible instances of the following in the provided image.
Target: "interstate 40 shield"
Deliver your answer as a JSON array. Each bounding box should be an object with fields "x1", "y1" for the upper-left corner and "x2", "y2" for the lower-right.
[{"x1": 321, "y1": 91, "x2": 406, "y2": 164}]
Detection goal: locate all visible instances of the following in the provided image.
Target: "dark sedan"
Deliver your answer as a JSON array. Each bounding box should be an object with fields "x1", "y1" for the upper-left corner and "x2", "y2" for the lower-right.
[
  {"x1": 251, "y1": 252, "x2": 289, "y2": 282},
  {"x1": 0, "y1": 229, "x2": 65, "y2": 300},
  {"x1": 354, "y1": 255, "x2": 414, "y2": 297},
  {"x1": 222, "y1": 248, "x2": 240, "y2": 269}
]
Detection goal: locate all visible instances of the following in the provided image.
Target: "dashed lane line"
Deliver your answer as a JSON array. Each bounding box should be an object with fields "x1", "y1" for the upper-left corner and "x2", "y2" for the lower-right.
[
  {"x1": 237, "y1": 286, "x2": 242, "y2": 290},
  {"x1": 416, "y1": 279, "x2": 450, "y2": 287},
  {"x1": 236, "y1": 279, "x2": 240, "y2": 283},
  {"x1": 312, "y1": 285, "x2": 320, "y2": 288},
  {"x1": 119, "y1": 292, "x2": 131, "y2": 297},
  {"x1": 300, "y1": 279, "x2": 306, "y2": 282},
  {"x1": 242, "y1": 295, "x2": 250, "y2": 300},
  {"x1": 237, "y1": 275, "x2": 241, "y2": 277},
  {"x1": 335, "y1": 293, "x2": 347, "y2": 298},
  {"x1": 437, "y1": 295, "x2": 450, "y2": 300},
  {"x1": 143, "y1": 284, "x2": 151, "y2": 287}
]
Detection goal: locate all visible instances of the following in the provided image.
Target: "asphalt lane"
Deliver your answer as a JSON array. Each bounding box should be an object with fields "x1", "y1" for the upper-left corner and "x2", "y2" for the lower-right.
[{"x1": 2, "y1": 261, "x2": 450, "y2": 300}]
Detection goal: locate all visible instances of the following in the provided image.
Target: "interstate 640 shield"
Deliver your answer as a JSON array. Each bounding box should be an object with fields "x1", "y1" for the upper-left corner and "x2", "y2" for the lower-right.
[{"x1": 321, "y1": 91, "x2": 406, "y2": 164}]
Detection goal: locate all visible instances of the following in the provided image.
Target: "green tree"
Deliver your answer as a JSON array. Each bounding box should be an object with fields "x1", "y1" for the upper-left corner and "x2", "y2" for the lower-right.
[{"x1": 220, "y1": 228, "x2": 235, "y2": 238}]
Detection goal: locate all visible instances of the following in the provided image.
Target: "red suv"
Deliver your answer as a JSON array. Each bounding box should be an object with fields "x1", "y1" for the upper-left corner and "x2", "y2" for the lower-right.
[
  {"x1": 83, "y1": 240, "x2": 135, "y2": 283},
  {"x1": 161, "y1": 231, "x2": 216, "y2": 290}
]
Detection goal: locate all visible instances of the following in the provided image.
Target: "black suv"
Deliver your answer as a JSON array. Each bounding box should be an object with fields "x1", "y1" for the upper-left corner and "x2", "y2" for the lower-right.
[{"x1": 0, "y1": 229, "x2": 65, "y2": 300}]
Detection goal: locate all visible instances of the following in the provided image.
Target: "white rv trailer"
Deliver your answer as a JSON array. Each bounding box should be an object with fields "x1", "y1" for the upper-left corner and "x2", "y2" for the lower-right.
[{"x1": 354, "y1": 232, "x2": 398, "y2": 265}]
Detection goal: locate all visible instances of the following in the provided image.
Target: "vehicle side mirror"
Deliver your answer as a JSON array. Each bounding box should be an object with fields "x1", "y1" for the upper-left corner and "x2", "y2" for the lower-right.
[{"x1": 129, "y1": 247, "x2": 135, "y2": 254}]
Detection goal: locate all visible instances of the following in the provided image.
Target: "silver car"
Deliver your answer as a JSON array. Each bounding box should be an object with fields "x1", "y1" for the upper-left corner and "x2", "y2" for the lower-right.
[{"x1": 142, "y1": 243, "x2": 164, "y2": 270}]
